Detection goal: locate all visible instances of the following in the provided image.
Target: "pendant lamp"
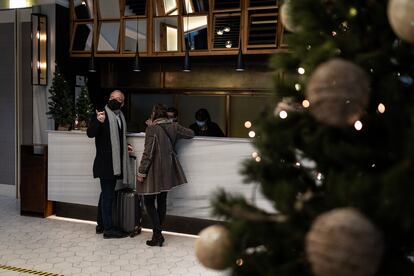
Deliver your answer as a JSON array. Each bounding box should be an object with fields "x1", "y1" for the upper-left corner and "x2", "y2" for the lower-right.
[
  {"x1": 182, "y1": 3, "x2": 191, "y2": 72},
  {"x1": 235, "y1": 35, "x2": 245, "y2": 72},
  {"x1": 133, "y1": 19, "x2": 141, "y2": 72},
  {"x1": 88, "y1": 38, "x2": 96, "y2": 73}
]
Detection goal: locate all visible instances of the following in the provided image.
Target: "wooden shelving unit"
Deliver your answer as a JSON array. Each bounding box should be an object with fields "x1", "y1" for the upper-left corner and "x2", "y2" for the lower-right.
[{"x1": 69, "y1": 0, "x2": 286, "y2": 57}]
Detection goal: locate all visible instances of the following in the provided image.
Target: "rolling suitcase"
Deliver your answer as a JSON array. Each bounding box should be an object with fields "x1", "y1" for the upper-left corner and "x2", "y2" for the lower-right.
[
  {"x1": 112, "y1": 156, "x2": 142, "y2": 237},
  {"x1": 112, "y1": 188, "x2": 142, "y2": 237}
]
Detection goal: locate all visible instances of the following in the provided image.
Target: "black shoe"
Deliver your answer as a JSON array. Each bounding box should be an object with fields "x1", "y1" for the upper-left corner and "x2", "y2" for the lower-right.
[
  {"x1": 146, "y1": 236, "x2": 164, "y2": 247},
  {"x1": 96, "y1": 225, "x2": 104, "y2": 234},
  {"x1": 130, "y1": 226, "x2": 142, "y2": 237},
  {"x1": 103, "y1": 229, "x2": 128, "y2": 239}
]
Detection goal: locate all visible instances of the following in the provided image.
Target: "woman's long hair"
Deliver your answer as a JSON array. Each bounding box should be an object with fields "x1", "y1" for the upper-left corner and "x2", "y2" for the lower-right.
[{"x1": 152, "y1": 103, "x2": 168, "y2": 120}]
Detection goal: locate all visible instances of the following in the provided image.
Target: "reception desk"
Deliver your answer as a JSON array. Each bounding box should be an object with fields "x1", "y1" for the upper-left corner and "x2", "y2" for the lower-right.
[{"x1": 48, "y1": 131, "x2": 275, "y2": 221}]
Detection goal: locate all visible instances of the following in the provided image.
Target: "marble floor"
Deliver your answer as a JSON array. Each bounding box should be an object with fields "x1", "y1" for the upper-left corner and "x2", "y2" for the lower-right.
[{"x1": 0, "y1": 195, "x2": 228, "y2": 276}]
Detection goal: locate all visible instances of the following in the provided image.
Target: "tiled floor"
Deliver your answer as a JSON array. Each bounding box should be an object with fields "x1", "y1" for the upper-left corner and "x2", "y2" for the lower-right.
[{"x1": 0, "y1": 195, "x2": 228, "y2": 276}]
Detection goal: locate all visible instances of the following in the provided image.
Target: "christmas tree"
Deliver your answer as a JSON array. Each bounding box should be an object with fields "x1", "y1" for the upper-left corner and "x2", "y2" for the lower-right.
[
  {"x1": 196, "y1": 0, "x2": 414, "y2": 275},
  {"x1": 47, "y1": 69, "x2": 75, "y2": 127},
  {"x1": 75, "y1": 85, "x2": 93, "y2": 124}
]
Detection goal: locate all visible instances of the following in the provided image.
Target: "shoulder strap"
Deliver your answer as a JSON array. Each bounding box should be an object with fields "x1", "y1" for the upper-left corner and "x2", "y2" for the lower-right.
[{"x1": 158, "y1": 124, "x2": 176, "y2": 153}]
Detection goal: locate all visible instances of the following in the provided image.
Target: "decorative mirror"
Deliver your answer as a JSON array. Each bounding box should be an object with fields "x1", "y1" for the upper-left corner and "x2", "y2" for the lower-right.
[
  {"x1": 124, "y1": 19, "x2": 147, "y2": 52},
  {"x1": 97, "y1": 22, "x2": 120, "y2": 51},
  {"x1": 124, "y1": 0, "x2": 147, "y2": 16},
  {"x1": 183, "y1": 0, "x2": 209, "y2": 14},
  {"x1": 154, "y1": 0, "x2": 178, "y2": 16},
  {"x1": 98, "y1": 0, "x2": 120, "y2": 18},
  {"x1": 183, "y1": 15, "x2": 208, "y2": 50},
  {"x1": 153, "y1": 17, "x2": 178, "y2": 52},
  {"x1": 73, "y1": 0, "x2": 93, "y2": 19},
  {"x1": 213, "y1": 14, "x2": 240, "y2": 49},
  {"x1": 247, "y1": 9, "x2": 277, "y2": 47},
  {"x1": 213, "y1": 0, "x2": 240, "y2": 11},
  {"x1": 72, "y1": 23, "x2": 93, "y2": 51}
]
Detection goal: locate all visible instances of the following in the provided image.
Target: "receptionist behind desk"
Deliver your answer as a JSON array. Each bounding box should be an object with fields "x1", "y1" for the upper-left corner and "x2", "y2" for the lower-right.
[{"x1": 189, "y1": 108, "x2": 225, "y2": 137}]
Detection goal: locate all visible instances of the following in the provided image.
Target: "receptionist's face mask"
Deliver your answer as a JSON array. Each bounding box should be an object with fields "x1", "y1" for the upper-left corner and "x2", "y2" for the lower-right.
[{"x1": 196, "y1": 120, "x2": 206, "y2": 127}]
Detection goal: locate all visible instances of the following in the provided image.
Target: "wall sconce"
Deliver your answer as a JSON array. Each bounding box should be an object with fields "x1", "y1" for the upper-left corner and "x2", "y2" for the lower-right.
[{"x1": 31, "y1": 13, "x2": 47, "y2": 85}]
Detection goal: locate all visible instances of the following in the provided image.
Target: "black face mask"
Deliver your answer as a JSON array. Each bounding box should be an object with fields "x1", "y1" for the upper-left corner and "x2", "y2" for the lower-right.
[{"x1": 108, "y1": 99, "x2": 122, "y2": 110}]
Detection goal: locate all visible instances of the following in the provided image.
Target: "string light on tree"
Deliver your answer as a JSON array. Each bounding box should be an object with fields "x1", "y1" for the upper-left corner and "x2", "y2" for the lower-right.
[
  {"x1": 255, "y1": 156, "x2": 261, "y2": 162},
  {"x1": 244, "y1": 121, "x2": 252, "y2": 128},
  {"x1": 298, "y1": 67, "x2": 306, "y2": 75},
  {"x1": 302, "y1": 100, "x2": 310, "y2": 108},
  {"x1": 248, "y1": 131, "x2": 256, "y2": 138},
  {"x1": 354, "y1": 120, "x2": 363, "y2": 131},
  {"x1": 252, "y1": 152, "x2": 259, "y2": 158},
  {"x1": 349, "y1": 7, "x2": 358, "y2": 17},
  {"x1": 377, "y1": 103, "x2": 386, "y2": 113},
  {"x1": 279, "y1": 110, "x2": 288, "y2": 119},
  {"x1": 295, "y1": 83, "x2": 301, "y2": 91},
  {"x1": 315, "y1": 172, "x2": 324, "y2": 186}
]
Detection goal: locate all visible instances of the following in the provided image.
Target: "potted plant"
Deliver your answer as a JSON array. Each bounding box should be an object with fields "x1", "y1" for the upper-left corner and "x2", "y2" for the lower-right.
[
  {"x1": 47, "y1": 70, "x2": 75, "y2": 130},
  {"x1": 75, "y1": 85, "x2": 93, "y2": 131}
]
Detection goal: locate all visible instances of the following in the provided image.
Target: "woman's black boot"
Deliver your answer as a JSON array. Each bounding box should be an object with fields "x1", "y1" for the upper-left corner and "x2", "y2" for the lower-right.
[{"x1": 146, "y1": 235, "x2": 164, "y2": 247}]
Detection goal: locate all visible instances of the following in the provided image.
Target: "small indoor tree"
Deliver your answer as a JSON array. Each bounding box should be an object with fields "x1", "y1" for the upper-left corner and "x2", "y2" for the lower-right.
[
  {"x1": 75, "y1": 85, "x2": 93, "y2": 130},
  {"x1": 47, "y1": 69, "x2": 75, "y2": 130}
]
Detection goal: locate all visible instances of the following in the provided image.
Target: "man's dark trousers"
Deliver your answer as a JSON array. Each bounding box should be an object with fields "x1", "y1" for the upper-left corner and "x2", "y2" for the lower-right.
[{"x1": 97, "y1": 176, "x2": 117, "y2": 231}]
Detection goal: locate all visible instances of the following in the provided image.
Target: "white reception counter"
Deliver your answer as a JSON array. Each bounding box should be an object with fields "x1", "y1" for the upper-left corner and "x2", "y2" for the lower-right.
[{"x1": 48, "y1": 131, "x2": 274, "y2": 220}]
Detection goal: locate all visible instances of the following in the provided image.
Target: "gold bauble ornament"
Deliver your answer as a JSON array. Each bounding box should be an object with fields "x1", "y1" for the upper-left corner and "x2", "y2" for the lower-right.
[
  {"x1": 280, "y1": 0, "x2": 301, "y2": 33},
  {"x1": 306, "y1": 208, "x2": 384, "y2": 276},
  {"x1": 387, "y1": 0, "x2": 414, "y2": 44},
  {"x1": 305, "y1": 58, "x2": 370, "y2": 127},
  {"x1": 195, "y1": 225, "x2": 233, "y2": 270}
]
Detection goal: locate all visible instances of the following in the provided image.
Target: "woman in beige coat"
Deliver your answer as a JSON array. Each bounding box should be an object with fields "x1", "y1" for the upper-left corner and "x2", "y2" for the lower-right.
[{"x1": 137, "y1": 104, "x2": 194, "y2": 246}]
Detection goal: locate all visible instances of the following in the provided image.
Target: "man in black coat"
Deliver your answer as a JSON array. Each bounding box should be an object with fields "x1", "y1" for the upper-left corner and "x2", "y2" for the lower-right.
[{"x1": 87, "y1": 90, "x2": 131, "y2": 239}]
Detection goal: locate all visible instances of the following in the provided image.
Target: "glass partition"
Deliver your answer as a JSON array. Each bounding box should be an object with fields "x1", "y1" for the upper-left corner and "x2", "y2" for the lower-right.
[
  {"x1": 229, "y1": 95, "x2": 271, "y2": 137},
  {"x1": 124, "y1": 19, "x2": 147, "y2": 52},
  {"x1": 177, "y1": 95, "x2": 226, "y2": 135},
  {"x1": 97, "y1": 21, "x2": 120, "y2": 51},
  {"x1": 129, "y1": 94, "x2": 174, "y2": 132},
  {"x1": 72, "y1": 23, "x2": 93, "y2": 51}
]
